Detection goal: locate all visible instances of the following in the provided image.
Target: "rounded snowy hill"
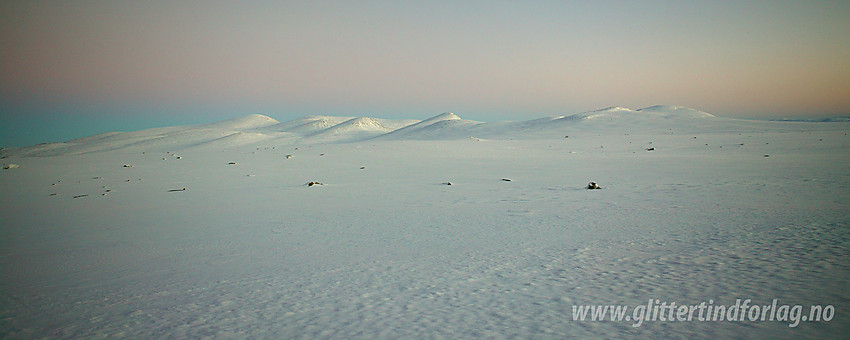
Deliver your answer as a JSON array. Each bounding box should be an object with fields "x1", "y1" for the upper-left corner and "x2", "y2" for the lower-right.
[
  {"x1": 375, "y1": 112, "x2": 482, "y2": 140},
  {"x1": 262, "y1": 115, "x2": 355, "y2": 134},
  {"x1": 564, "y1": 105, "x2": 716, "y2": 121},
  {"x1": 637, "y1": 105, "x2": 716, "y2": 118},
  {"x1": 199, "y1": 113, "x2": 281, "y2": 130},
  {"x1": 302, "y1": 117, "x2": 395, "y2": 143}
]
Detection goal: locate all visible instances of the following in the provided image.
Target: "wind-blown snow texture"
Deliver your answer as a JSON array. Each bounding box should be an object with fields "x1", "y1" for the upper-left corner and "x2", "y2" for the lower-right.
[{"x1": 1, "y1": 106, "x2": 849, "y2": 338}]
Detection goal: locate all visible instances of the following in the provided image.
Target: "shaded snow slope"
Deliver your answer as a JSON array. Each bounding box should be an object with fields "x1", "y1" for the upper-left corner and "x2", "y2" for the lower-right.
[{"x1": 1, "y1": 115, "x2": 280, "y2": 157}]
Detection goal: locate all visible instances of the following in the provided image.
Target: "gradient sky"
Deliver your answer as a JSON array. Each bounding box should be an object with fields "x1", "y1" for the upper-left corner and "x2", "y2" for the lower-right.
[{"x1": 2, "y1": 1, "x2": 849, "y2": 147}]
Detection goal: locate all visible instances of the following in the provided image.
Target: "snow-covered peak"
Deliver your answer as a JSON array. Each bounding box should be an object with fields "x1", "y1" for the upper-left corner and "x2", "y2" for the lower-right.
[
  {"x1": 301, "y1": 117, "x2": 394, "y2": 143},
  {"x1": 563, "y1": 105, "x2": 715, "y2": 121},
  {"x1": 267, "y1": 116, "x2": 354, "y2": 134},
  {"x1": 637, "y1": 105, "x2": 716, "y2": 118},
  {"x1": 373, "y1": 112, "x2": 469, "y2": 140},
  {"x1": 340, "y1": 117, "x2": 389, "y2": 131},
  {"x1": 315, "y1": 117, "x2": 391, "y2": 134},
  {"x1": 200, "y1": 114, "x2": 281, "y2": 130},
  {"x1": 413, "y1": 112, "x2": 462, "y2": 126},
  {"x1": 430, "y1": 112, "x2": 461, "y2": 121},
  {"x1": 565, "y1": 107, "x2": 637, "y2": 120},
  {"x1": 596, "y1": 106, "x2": 634, "y2": 112}
]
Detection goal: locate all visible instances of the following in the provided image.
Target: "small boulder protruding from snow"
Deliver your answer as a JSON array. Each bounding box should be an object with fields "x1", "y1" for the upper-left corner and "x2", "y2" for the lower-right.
[
  {"x1": 587, "y1": 182, "x2": 601, "y2": 190},
  {"x1": 2, "y1": 163, "x2": 20, "y2": 170},
  {"x1": 285, "y1": 154, "x2": 293, "y2": 159}
]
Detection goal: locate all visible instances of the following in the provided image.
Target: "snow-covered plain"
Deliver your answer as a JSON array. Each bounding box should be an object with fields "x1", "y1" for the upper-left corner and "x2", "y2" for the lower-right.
[{"x1": 1, "y1": 106, "x2": 848, "y2": 338}]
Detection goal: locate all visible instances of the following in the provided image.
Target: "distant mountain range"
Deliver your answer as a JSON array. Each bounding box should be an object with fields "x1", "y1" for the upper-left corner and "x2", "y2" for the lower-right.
[
  {"x1": 769, "y1": 117, "x2": 850, "y2": 122},
  {"x1": 3, "y1": 105, "x2": 845, "y2": 158}
]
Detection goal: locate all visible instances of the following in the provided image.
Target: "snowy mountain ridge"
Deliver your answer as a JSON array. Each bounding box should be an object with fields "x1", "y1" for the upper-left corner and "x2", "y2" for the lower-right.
[
  {"x1": 566, "y1": 105, "x2": 715, "y2": 121},
  {"x1": 0, "y1": 105, "x2": 818, "y2": 158}
]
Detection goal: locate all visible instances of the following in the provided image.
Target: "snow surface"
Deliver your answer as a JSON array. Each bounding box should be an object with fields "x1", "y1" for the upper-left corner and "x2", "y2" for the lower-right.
[{"x1": 1, "y1": 106, "x2": 849, "y2": 338}]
